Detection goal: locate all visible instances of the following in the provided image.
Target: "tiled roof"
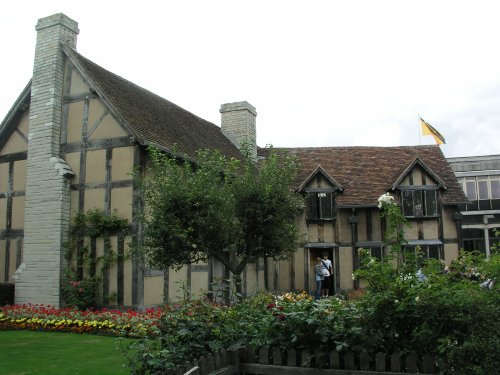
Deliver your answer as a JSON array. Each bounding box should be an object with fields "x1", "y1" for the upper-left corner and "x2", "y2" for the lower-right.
[
  {"x1": 265, "y1": 146, "x2": 468, "y2": 207},
  {"x1": 64, "y1": 46, "x2": 243, "y2": 161}
]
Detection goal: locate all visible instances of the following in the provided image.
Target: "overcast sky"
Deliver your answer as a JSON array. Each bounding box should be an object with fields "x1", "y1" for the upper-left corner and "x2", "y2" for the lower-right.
[{"x1": 1, "y1": 1, "x2": 499, "y2": 158}]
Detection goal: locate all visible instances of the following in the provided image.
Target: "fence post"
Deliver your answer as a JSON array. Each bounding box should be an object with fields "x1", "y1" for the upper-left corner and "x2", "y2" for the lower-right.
[
  {"x1": 214, "y1": 351, "x2": 221, "y2": 370},
  {"x1": 359, "y1": 352, "x2": 370, "y2": 371},
  {"x1": 227, "y1": 348, "x2": 240, "y2": 369},
  {"x1": 330, "y1": 351, "x2": 340, "y2": 369},
  {"x1": 272, "y1": 347, "x2": 282, "y2": 366},
  {"x1": 259, "y1": 347, "x2": 269, "y2": 365},
  {"x1": 406, "y1": 352, "x2": 418, "y2": 373},
  {"x1": 344, "y1": 351, "x2": 355, "y2": 370},
  {"x1": 199, "y1": 356, "x2": 207, "y2": 375},
  {"x1": 422, "y1": 353, "x2": 435, "y2": 374},
  {"x1": 375, "y1": 352, "x2": 386, "y2": 372},
  {"x1": 301, "y1": 350, "x2": 311, "y2": 367},
  {"x1": 287, "y1": 348, "x2": 297, "y2": 366},
  {"x1": 244, "y1": 347, "x2": 256, "y2": 364},
  {"x1": 314, "y1": 351, "x2": 324, "y2": 368},
  {"x1": 206, "y1": 353, "x2": 214, "y2": 373},
  {"x1": 390, "y1": 352, "x2": 401, "y2": 372}
]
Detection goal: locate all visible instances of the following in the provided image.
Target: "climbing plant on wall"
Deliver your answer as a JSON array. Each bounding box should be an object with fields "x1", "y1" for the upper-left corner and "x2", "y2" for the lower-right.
[{"x1": 62, "y1": 208, "x2": 129, "y2": 310}]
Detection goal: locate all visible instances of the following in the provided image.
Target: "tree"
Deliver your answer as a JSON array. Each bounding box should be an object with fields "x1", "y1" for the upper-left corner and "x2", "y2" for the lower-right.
[{"x1": 135, "y1": 146, "x2": 304, "y2": 296}]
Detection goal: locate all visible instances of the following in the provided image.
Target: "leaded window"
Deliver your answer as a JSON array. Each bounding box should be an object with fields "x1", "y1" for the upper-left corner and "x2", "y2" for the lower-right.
[
  {"x1": 306, "y1": 192, "x2": 335, "y2": 220},
  {"x1": 401, "y1": 189, "x2": 438, "y2": 217}
]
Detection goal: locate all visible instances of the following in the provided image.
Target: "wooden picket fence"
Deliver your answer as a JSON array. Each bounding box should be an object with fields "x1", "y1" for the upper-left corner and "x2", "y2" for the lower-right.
[{"x1": 174, "y1": 347, "x2": 437, "y2": 375}]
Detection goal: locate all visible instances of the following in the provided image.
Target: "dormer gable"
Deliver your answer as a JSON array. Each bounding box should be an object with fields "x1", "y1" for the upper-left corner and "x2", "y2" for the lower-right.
[
  {"x1": 392, "y1": 157, "x2": 447, "y2": 218},
  {"x1": 299, "y1": 165, "x2": 343, "y2": 222},
  {"x1": 298, "y1": 165, "x2": 344, "y2": 193},
  {"x1": 391, "y1": 157, "x2": 447, "y2": 191}
]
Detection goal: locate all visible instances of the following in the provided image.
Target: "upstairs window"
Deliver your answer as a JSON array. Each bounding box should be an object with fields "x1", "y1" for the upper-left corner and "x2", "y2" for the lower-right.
[
  {"x1": 401, "y1": 189, "x2": 438, "y2": 217},
  {"x1": 306, "y1": 192, "x2": 335, "y2": 220}
]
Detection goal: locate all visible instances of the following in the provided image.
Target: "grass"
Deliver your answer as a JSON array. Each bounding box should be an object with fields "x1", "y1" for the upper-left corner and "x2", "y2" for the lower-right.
[{"x1": 0, "y1": 331, "x2": 136, "y2": 375}]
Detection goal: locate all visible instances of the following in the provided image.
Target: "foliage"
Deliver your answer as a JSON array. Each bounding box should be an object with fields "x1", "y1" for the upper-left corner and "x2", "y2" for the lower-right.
[
  {"x1": 70, "y1": 208, "x2": 129, "y2": 238},
  {"x1": 134, "y1": 146, "x2": 304, "y2": 295},
  {"x1": 4, "y1": 285, "x2": 498, "y2": 374},
  {"x1": 0, "y1": 304, "x2": 161, "y2": 338},
  {"x1": 377, "y1": 192, "x2": 409, "y2": 263},
  {"x1": 123, "y1": 191, "x2": 499, "y2": 374},
  {"x1": 353, "y1": 194, "x2": 500, "y2": 374},
  {"x1": 60, "y1": 278, "x2": 96, "y2": 311},
  {"x1": 354, "y1": 250, "x2": 500, "y2": 374},
  {"x1": 63, "y1": 208, "x2": 129, "y2": 309}
]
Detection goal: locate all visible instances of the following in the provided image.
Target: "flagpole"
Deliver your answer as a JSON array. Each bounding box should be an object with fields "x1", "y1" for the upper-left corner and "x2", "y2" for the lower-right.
[{"x1": 418, "y1": 114, "x2": 421, "y2": 145}]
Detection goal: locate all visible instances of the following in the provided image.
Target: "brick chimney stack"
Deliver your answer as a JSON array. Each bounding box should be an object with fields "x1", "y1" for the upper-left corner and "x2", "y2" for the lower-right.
[
  {"x1": 220, "y1": 101, "x2": 257, "y2": 160},
  {"x1": 16, "y1": 14, "x2": 79, "y2": 307}
]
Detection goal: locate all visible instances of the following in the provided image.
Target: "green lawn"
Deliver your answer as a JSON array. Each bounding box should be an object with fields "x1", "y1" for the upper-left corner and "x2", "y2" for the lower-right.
[{"x1": 0, "y1": 331, "x2": 135, "y2": 375}]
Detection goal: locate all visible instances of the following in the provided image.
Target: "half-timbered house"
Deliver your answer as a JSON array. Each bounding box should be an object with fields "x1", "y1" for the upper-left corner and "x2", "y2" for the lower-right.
[{"x1": 0, "y1": 14, "x2": 467, "y2": 308}]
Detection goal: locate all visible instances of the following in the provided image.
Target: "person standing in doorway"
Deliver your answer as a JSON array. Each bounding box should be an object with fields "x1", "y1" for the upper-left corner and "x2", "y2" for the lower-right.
[
  {"x1": 321, "y1": 252, "x2": 333, "y2": 298},
  {"x1": 314, "y1": 257, "x2": 324, "y2": 300}
]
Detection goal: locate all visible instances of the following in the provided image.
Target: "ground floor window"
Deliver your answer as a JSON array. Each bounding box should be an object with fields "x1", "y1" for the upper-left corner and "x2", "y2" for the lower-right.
[
  {"x1": 356, "y1": 246, "x2": 384, "y2": 261},
  {"x1": 355, "y1": 241, "x2": 385, "y2": 261},
  {"x1": 462, "y1": 228, "x2": 500, "y2": 255},
  {"x1": 405, "y1": 244, "x2": 443, "y2": 260}
]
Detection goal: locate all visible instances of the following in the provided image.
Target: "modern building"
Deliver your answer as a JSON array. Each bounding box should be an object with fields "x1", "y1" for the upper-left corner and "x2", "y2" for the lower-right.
[{"x1": 448, "y1": 155, "x2": 500, "y2": 256}]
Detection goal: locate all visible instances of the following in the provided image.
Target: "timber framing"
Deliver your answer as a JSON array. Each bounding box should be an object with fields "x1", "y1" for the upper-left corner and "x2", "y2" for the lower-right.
[{"x1": 64, "y1": 137, "x2": 133, "y2": 152}]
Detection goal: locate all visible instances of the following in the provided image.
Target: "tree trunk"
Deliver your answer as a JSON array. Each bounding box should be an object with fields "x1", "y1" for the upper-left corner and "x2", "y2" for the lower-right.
[
  {"x1": 234, "y1": 273, "x2": 243, "y2": 298},
  {"x1": 223, "y1": 264, "x2": 231, "y2": 304}
]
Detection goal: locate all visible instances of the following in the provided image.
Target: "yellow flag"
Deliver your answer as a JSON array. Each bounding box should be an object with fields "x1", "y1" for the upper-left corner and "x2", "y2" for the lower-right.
[{"x1": 420, "y1": 117, "x2": 445, "y2": 145}]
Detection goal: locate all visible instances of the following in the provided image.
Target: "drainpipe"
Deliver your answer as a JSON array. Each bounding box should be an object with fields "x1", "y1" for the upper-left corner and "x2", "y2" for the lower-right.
[{"x1": 349, "y1": 209, "x2": 359, "y2": 289}]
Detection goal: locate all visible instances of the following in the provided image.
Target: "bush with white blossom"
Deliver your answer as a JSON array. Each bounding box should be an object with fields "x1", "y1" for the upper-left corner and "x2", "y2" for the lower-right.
[{"x1": 377, "y1": 192, "x2": 395, "y2": 208}]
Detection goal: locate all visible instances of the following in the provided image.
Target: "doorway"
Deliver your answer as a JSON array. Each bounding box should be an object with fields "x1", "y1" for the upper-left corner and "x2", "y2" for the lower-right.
[{"x1": 309, "y1": 248, "x2": 337, "y2": 296}]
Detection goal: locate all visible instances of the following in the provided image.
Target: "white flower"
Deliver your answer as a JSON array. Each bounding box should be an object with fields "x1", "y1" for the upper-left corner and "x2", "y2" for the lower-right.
[
  {"x1": 394, "y1": 299, "x2": 399, "y2": 304},
  {"x1": 415, "y1": 296, "x2": 420, "y2": 302},
  {"x1": 377, "y1": 193, "x2": 395, "y2": 209},
  {"x1": 351, "y1": 273, "x2": 356, "y2": 280}
]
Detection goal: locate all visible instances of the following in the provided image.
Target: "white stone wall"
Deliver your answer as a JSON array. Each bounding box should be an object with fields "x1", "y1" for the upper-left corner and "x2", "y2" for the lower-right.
[{"x1": 15, "y1": 14, "x2": 79, "y2": 307}]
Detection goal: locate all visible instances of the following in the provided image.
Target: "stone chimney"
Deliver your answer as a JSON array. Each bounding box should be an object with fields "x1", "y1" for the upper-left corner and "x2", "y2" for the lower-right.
[
  {"x1": 15, "y1": 14, "x2": 79, "y2": 307},
  {"x1": 220, "y1": 101, "x2": 257, "y2": 160}
]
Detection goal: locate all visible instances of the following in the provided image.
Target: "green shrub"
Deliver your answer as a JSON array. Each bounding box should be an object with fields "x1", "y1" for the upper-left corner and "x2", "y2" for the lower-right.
[
  {"x1": 60, "y1": 277, "x2": 97, "y2": 310},
  {"x1": 355, "y1": 250, "x2": 500, "y2": 375}
]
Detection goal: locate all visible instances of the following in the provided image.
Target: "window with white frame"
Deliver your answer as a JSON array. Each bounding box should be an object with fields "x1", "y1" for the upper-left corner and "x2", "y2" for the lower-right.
[
  {"x1": 460, "y1": 176, "x2": 500, "y2": 200},
  {"x1": 401, "y1": 189, "x2": 438, "y2": 218},
  {"x1": 306, "y1": 191, "x2": 335, "y2": 220}
]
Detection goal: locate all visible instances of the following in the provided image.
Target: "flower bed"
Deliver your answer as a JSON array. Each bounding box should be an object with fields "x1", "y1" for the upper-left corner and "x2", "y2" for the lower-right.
[{"x1": 0, "y1": 304, "x2": 162, "y2": 338}]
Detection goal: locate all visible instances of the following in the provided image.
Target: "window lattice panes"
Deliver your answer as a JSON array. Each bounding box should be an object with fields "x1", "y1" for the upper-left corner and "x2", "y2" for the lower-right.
[
  {"x1": 306, "y1": 192, "x2": 334, "y2": 220},
  {"x1": 424, "y1": 190, "x2": 437, "y2": 216},
  {"x1": 401, "y1": 189, "x2": 438, "y2": 217}
]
